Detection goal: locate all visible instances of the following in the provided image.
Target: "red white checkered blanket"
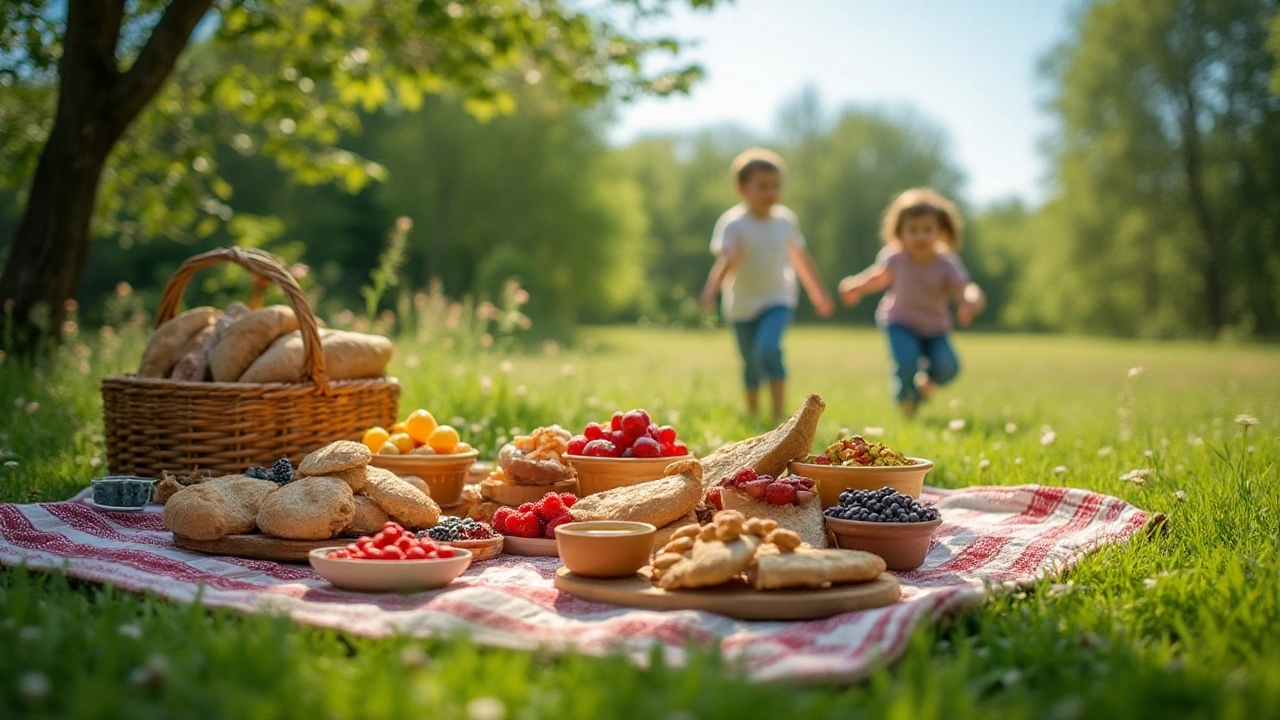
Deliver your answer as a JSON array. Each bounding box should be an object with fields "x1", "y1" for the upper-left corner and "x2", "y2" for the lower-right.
[{"x1": 0, "y1": 484, "x2": 1150, "y2": 683}]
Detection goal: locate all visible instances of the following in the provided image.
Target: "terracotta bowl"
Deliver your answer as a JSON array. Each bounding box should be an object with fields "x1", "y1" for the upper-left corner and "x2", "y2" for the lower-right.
[
  {"x1": 555, "y1": 521, "x2": 657, "y2": 578},
  {"x1": 824, "y1": 515, "x2": 942, "y2": 571},
  {"x1": 369, "y1": 449, "x2": 478, "y2": 506},
  {"x1": 788, "y1": 457, "x2": 933, "y2": 509},
  {"x1": 563, "y1": 454, "x2": 692, "y2": 496},
  {"x1": 308, "y1": 546, "x2": 472, "y2": 592}
]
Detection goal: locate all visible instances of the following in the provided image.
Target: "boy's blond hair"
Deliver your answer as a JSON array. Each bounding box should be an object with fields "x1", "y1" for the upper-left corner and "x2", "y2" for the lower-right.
[
  {"x1": 730, "y1": 147, "x2": 787, "y2": 185},
  {"x1": 880, "y1": 187, "x2": 963, "y2": 250}
]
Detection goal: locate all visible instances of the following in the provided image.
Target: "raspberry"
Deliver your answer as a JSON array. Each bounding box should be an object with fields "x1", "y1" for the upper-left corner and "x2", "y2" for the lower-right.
[
  {"x1": 621, "y1": 409, "x2": 651, "y2": 438},
  {"x1": 732, "y1": 468, "x2": 758, "y2": 485},
  {"x1": 559, "y1": 493, "x2": 577, "y2": 508},
  {"x1": 543, "y1": 512, "x2": 575, "y2": 538},
  {"x1": 505, "y1": 511, "x2": 542, "y2": 538},
  {"x1": 741, "y1": 477, "x2": 772, "y2": 499},
  {"x1": 582, "y1": 439, "x2": 617, "y2": 457},
  {"x1": 631, "y1": 437, "x2": 662, "y2": 458},
  {"x1": 655, "y1": 426, "x2": 678, "y2": 445},
  {"x1": 567, "y1": 435, "x2": 589, "y2": 455},
  {"x1": 492, "y1": 506, "x2": 515, "y2": 533},
  {"x1": 706, "y1": 486, "x2": 723, "y2": 511},
  {"x1": 534, "y1": 492, "x2": 566, "y2": 522},
  {"x1": 610, "y1": 411, "x2": 624, "y2": 432},
  {"x1": 764, "y1": 481, "x2": 798, "y2": 505},
  {"x1": 517, "y1": 502, "x2": 536, "y2": 514},
  {"x1": 583, "y1": 423, "x2": 607, "y2": 441},
  {"x1": 663, "y1": 440, "x2": 689, "y2": 457}
]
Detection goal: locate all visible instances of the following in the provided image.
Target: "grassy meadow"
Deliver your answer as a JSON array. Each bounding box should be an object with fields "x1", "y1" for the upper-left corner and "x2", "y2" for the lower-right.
[{"x1": 1, "y1": 323, "x2": 1278, "y2": 719}]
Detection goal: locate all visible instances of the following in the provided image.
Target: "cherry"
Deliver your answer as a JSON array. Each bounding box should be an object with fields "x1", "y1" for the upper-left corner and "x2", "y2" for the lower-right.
[
  {"x1": 583, "y1": 423, "x2": 607, "y2": 441},
  {"x1": 610, "y1": 411, "x2": 624, "y2": 432},
  {"x1": 621, "y1": 409, "x2": 651, "y2": 438},
  {"x1": 583, "y1": 439, "x2": 618, "y2": 458},
  {"x1": 632, "y1": 437, "x2": 663, "y2": 458},
  {"x1": 567, "y1": 435, "x2": 589, "y2": 455}
]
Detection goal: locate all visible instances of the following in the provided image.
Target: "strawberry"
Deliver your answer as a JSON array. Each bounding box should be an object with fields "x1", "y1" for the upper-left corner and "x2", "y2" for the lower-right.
[
  {"x1": 544, "y1": 512, "x2": 575, "y2": 538},
  {"x1": 559, "y1": 492, "x2": 577, "y2": 508},
  {"x1": 505, "y1": 510, "x2": 543, "y2": 538},
  {"x1": 764, "y1": 481, "x2": 798, "y2": 505},
  {"x1": 741, "y1": 477, "x2": 772, "y2": 499},
  {"x1": 534, "y1": 492, "x2": 566, "y2": 522},
  {"x1": 492, "y1": 506, "x2": 515, "y2": 533},
  {"x1": 706, "y1": 486, "x2": 723, "y2": 511}
]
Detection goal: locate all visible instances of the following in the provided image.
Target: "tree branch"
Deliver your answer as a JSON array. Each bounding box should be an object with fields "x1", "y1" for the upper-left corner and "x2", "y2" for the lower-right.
[{"x1": 110, "y1": 0, "x2": 214, "y2": 133}]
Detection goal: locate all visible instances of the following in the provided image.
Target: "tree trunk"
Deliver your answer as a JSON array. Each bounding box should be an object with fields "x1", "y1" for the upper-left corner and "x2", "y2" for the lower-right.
[
  {"x1": 0, "y1": 0, "x2": 213, "y2": 352},
  {"x1": 1176, "y1": 75, "x2": 1226, "y2": 334}
]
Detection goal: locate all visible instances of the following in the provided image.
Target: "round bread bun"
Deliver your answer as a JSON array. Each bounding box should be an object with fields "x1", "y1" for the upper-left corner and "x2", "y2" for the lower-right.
[{"x1": 497, "y1": 444, "x2": 574, "y2": 485}]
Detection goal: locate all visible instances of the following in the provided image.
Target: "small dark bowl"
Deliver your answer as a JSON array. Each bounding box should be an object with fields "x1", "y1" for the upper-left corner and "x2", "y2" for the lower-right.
[
  {"x1": 824, "y1": 514, "x2": 942, "y2": 571},
  {"x1": 91, "y1": 476, "x2": 156, "y2": 509}
]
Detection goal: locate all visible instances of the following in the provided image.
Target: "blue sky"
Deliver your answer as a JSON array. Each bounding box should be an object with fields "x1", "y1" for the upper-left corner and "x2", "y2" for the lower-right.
[{"x1": 610, "y1": 0, "x2": 1080, "y2": 207}]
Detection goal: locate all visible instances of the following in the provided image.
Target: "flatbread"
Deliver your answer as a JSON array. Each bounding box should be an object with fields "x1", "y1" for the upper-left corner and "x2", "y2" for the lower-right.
[
  {"x1": 569, "y1": 460, "x2": 703, "y2": 528},
  {"x1": 751, "y1": 546, "x2": 886, "y2": 590},
  {"x1": 698, "y1": 394, "x2": 825, "y2": 490}
]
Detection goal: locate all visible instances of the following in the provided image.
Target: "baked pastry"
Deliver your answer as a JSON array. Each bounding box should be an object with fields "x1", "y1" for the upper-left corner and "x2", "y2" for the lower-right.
[
  {"x1": 364, "y1": 466, "x2": 440, "y2": 529},
  {"x1": 751, "y1": 544, "x2": 885, "y2": 590},
  {"x1": 569, "y1": 459, "x2": 703, "y2": 528},
  {"x1": 329, "y1": 465, "x2": 369, "y2": 493},
  {"x1": 496, "y1": 425, "x2": 575, "y2": 485},
  {"x1": 720, "y1": 484, "x2": 826, "y2": 548},
  {"x1": 653, "y1": 511, "x2": 761, "y2": 590},
  {"x1": 698, "y1": 394, "x2": 825, "y2": 491},
  {"x1": 297, "y1": 440, "x2": 372, "y2": 477},
  {"x1": 650, "y1": 511, "x2": 700, "y2": 551},
  {"x1": 138, "y1": 306, "x2": 220, "y2": 378},
  {"x1": 341, "y1": 494, "x2": 392, "y2": 537},
  {"x1": 480, "y1": 474, "x2": 577, "y2": 506},
  {"x1": 163, "y1": 475, "x2": 277, "y2": 540},
  {"x1": 238, "y1": 329, "x2": 393, "y2": 384},
  {"x1": 256, "y1": 476, "x2": 355, "y2": 540},
  {"x1": 208, "y1": 305, "x2": 299, "y2": 382}
]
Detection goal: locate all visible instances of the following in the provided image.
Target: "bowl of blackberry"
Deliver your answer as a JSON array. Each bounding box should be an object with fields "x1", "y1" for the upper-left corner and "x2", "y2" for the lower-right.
[
  {"x1": 823, "y1": 487, "x2": 942, "y2": 571},
  {"x1": 420, "y1": 516, "x2": 504, "y2": 561}
]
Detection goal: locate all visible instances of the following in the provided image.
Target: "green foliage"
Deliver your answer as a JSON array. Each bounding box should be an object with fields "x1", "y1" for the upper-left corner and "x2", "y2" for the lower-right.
[{"x1": 2, "y1": 326, "x2": 1279, "y2": 717}]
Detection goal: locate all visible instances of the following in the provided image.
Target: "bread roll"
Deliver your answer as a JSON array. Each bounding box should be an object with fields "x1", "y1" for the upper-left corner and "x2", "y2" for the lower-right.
[
  {"x1": 138, "y1": 307, "x2": 219, "y2": 377},
  {"x1": 209, "y1": 305, "x2": 298, "y2": 382},
  {"x1": 238, "y1": 329, "x2": 392, "y2": 384}
]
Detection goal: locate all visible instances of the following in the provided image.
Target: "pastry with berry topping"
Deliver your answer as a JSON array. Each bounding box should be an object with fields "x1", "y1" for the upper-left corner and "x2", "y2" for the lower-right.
[{"x1": 712, "y1": 467, "x2": 826, "y2": 548}]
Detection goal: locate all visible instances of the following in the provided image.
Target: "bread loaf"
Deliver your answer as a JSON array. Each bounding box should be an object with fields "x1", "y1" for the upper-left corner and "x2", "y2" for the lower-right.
[
  {"x1": 208, "y1": 305, "x2": 298, "y2": 382},
  {"x1": 238, "y1": 329, "x2": 393, "y2": 384},
  {"x1": 137, "y1": 307, "x2": 220, "y2": 377}
]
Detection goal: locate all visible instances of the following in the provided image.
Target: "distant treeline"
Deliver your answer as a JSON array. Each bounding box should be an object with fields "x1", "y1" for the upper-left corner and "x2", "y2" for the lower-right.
[{"x1": 2, "y1": 0, "x2": 1277, "y2": 339}]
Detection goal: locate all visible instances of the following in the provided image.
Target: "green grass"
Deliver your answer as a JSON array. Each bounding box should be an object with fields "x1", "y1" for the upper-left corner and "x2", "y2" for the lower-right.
[{"x1": 2, "y1": 325, "x2": 1278, "y2": 719}]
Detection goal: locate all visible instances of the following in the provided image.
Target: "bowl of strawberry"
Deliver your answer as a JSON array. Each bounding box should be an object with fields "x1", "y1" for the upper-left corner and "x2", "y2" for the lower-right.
[
  {"x1": 563, "y1": 409, "x2": 692, "y2": 496},
  {"x1": 492, "y1": 491, "x2": 578, "y2": 557},
  {"x1": 309, "y1": 522, "x2": 473, "y2": 592}
]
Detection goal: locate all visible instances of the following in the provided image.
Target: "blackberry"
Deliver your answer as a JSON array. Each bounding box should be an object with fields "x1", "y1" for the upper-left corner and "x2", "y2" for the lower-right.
[
  {"x1": 824, "y1": 486, "x2": 940, "y2": 523},
  {"x1": 269, "y1": 458, "x2": 294, "y2": 485},
  {"x1": 245, "y1": 466, "x2": 270, "y2": 480}
]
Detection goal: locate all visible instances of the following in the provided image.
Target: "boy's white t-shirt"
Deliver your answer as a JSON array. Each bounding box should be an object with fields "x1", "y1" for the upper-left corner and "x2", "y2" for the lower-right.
[{"x1": 710, "y1": 203, "x2": 805, "y2": 322}]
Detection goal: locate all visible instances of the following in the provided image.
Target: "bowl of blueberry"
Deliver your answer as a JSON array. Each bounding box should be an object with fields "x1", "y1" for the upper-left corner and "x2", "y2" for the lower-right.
[
  {"x1": 823, "y1": 487, "x2": 942, "y2": 571},
  {"x1": 90, "y1": 476, "x2": 157, "y2": 511}
]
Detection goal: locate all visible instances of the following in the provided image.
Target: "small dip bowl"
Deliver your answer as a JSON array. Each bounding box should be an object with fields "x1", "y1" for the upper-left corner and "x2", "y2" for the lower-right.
[
  {"x1": 555, "y1": 521, "x2": 657, "y2": 578},
  {"x1": 90, "y1": 476, "x2": 156, "y2": 510},
  {"x1": 308, "y1": 546, "x2": 472, "y2": 592},
  {"x1": 563, "y1": 454, "x2": 692, "y2": 496},
  {"x1": 824, "y1": 515, "x2": 942, "y2": 571},
  {"x1": 788, "y1": 457, "x2": 934, "y2": 509}
]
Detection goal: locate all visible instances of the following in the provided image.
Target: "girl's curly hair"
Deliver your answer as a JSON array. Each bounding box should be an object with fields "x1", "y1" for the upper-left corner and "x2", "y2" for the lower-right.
[{"x1": 880, "y1": 187, "x2": 963, "y2": 250}]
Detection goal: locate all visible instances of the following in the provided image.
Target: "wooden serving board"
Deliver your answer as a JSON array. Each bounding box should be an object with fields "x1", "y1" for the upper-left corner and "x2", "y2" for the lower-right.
[
  {"x1": 554, "y1": 567, "x2": 901, "y2": 620},
  {"x1": 173, "y1": 533, "x2": 335, "y2": 563}
]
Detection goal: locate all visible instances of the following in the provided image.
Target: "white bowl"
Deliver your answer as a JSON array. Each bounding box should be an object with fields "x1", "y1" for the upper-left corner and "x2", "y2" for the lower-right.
[{"x1": 308, "y1": 546, "x2": 472, "y2": 592}]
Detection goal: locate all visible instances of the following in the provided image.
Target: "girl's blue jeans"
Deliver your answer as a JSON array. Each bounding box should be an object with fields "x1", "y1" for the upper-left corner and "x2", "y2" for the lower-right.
[
  {"x1": 884, "y1": 323, "x2": 960, "y2": 403},
  {"x1": 733, "y1": 306, "x2": 792, "y2": 389}
]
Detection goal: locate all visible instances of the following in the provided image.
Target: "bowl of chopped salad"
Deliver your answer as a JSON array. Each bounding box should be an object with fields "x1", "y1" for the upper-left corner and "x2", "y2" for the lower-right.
[{"x1": 788, "y1": 435, "x2": 932, "y2": 508}]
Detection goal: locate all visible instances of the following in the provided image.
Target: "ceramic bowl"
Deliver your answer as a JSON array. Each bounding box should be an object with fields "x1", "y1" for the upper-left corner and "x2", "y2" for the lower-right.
[
  {"x1": 308, "y1": 546, "x2": 472, "y2": 592},
  {"x1": 369, "y1": 449, "x2": 478, "y2": 506},
  {"x1": 501, "y1": 535, "x2": 560, "y2": 557},
  {"x1": 788, "y1": 457, "x2": 933, "y2": 509},
  {"x1": 90, "y1": 476, "x2": 156, "y2": 510},
  {"x1": 563, "y1": 454, "x2": 692, "y2": 496},
  {"x1": 824, "y1": 515, "x2": 941, "y2": 571},
  {"x1": 555, "y1": 521, "x2": 657, "y2": 578}
]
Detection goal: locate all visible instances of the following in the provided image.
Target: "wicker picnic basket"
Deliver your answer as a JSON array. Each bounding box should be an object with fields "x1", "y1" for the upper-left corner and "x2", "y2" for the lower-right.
[{"x1": 102, "y1": 247, "x2": 400, "y2": 477}]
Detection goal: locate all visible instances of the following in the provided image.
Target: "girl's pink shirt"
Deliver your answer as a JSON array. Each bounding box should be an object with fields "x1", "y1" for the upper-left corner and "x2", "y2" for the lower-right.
[{"x1": 874, "y1": 245, "x2": 970, "y2": 336}]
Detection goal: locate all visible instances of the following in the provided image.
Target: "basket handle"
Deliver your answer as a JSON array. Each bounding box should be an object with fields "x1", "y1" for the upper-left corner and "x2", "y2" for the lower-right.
[{"x1": 154, "y1": 247, "x2": 330, "y2": 392}]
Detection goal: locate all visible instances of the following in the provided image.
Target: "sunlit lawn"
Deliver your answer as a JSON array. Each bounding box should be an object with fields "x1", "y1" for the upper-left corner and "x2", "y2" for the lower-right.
[{"x1": 2, "y1": 325, "x2": 1278, "y2": 718}]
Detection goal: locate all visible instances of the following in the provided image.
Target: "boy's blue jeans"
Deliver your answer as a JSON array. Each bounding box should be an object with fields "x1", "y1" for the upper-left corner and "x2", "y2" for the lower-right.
[
  {"x1": 733, "y1": 306, "x2": 791, "y2": 389},
  {"x1": 884, "y1": 323, "x2": 960, "y2": 403}
]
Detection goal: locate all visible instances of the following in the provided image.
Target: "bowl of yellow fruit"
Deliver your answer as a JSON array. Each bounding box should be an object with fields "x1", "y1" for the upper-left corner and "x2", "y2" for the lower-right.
[{"x1": 364, "y1": 409, "x2": 477, "y2": 506}]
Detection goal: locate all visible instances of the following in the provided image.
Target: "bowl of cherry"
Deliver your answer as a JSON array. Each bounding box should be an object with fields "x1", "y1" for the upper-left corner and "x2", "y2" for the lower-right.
[
  {"x1": 309, "y1": 522, "x2": 472, "y2": 592},
  {"x1": 563, "y1": 409, "x2": 692, "y2": 496}
]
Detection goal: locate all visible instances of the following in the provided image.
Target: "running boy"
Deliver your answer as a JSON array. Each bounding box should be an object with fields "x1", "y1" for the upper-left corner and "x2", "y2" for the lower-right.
[{"x1": 701, "y1": 148, "x2": 834, "y2": 423}]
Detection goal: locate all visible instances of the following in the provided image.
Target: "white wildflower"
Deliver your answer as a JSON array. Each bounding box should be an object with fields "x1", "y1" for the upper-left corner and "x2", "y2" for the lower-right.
[
  {"x1": 1052, "y1": 466, "x2": 1069, "y2": 477},
  {"x1": 1235, "y1": 414, "x2": 1259, "y2": 427},
  {"x1": 25, "y1": 402, "x2": 39, "y2": 413},
  {"x1": 947, "y1": 419, "x2": 966, "y2": 432},
  {"x1": 1187, "y1": 436, "x2": 1204, "y2": 446},
  {"x1": 1004, "y1": 422, "x2": 1017, "y2": 434},
  {"x1": 1143, "y1": 578, "x2": 1158, "y2": 589},
  {"x1": 1128, "y1": 366, "x2": 1144, "y2": 377},
  {"x1": 1097, "y1": 446, "x2": 1114, "y2": 458},
  {"x1": 1041, "y1": 431, "x2": 1057, "y2": 446},
  {"x1": 499, "y1": 360, "x2": 514, "y2": 374},
  {"x1": 1174, "y1": 491, "x2": 1187, "y2": 502},
  {"x1": 1120, "y1": 469, "x2": 1152, "y2": 484},
  {"x1": 1144, "y1": 449, "x2": 1154, "y2": 458},
  {"x1": 466, "y1": 697, "x2": 507, "y2": 720},
  {"x1": 399, "y1": 646, "x2": 429, "y2": 669},
  {"x1": 478, "y1": 375, "x2": 492, "y2": 395},
  {"x1": 1014, "y1": 457, "x2": 1024, "y2": 466},
  {"x1": 863, "y1": 426, "x2": 885, "y2": 438},
  {"x1": 118, "y1": 623, "x2": 142, "y2": 639},
  {"x1": 18, "y1": 672, "x2": 50, "y2": 701},
  {"x1": 4, "y1": 461, "x2": 17, "y2": 469},
  {"x1": 978, "y1": 459, "x2": 991, "y2": 471}
]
